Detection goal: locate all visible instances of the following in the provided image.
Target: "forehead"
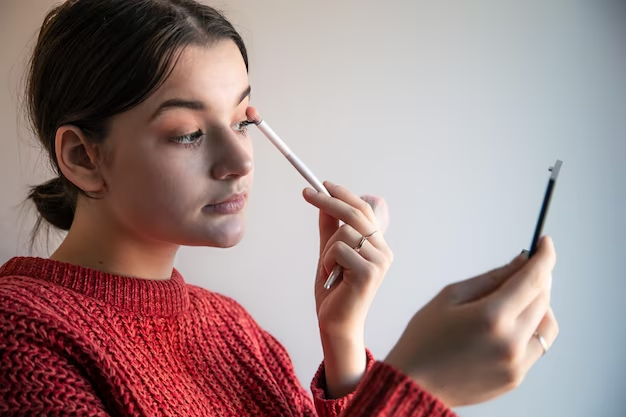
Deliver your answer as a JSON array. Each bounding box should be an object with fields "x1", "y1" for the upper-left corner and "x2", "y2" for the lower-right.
[{"x1": 142, "y1": 41, "x2": 249, "y2": 115}]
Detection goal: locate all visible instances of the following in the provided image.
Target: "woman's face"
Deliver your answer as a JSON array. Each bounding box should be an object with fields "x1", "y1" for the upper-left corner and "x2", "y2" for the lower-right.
[{"x1": 97, "y1": 41, "x2": 253, "y2": 248}]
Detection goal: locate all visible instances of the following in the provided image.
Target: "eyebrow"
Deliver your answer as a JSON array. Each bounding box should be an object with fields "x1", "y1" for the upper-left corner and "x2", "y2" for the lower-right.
[{"x1": 149, "y1": 85, "x2": 251, "y2": 121}]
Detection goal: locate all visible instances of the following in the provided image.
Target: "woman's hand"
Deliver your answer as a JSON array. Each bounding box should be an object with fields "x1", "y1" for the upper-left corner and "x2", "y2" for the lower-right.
[
  {"x1": 303, "y1": 181, "x2": 393, "y2": 398},
  {"x1": 384, "y1": 237, "x2": 559, "y2": 407}
]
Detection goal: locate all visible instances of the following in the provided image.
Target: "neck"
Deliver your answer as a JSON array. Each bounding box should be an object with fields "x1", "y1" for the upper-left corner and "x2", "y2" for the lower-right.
[{"x1": 50, "y1": 202, "x2": 179, "y2": 280}]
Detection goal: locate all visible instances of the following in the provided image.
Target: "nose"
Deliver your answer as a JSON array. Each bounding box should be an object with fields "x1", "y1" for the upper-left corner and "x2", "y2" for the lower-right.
[{"x1": 209, "y1": 128, "x2": 253, "y2": 180}]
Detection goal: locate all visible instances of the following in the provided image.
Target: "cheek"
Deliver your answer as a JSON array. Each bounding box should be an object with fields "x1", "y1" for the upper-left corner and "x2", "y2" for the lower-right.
[
  {"x1": 99, "y1": 131, "x2": 252, "y2": 246},
  {"x1": 105, "y1": 141, "x2": 206, "y2": 222}
]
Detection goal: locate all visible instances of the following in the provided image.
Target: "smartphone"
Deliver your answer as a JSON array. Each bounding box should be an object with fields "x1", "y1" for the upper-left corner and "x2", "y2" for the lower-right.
[{"x1": 529, "y1": 159, "x2": 562, "y2": 257}]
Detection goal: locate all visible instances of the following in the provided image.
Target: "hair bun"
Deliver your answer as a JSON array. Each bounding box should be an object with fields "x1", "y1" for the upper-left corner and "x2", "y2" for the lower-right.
[{"x1": 28, "y1": 177, "x2": 75, "y2": 231}]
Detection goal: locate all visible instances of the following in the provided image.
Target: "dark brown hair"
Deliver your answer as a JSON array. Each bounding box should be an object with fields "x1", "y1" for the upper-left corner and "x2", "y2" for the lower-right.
[{"x1": 26, "y1": 0, "x2": 248, "y2": 242}]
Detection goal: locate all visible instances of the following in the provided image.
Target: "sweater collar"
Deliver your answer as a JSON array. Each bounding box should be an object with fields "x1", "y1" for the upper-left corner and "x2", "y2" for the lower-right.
[{"x1": 0, "y1": 256, "x2": 190, "y2": 316}]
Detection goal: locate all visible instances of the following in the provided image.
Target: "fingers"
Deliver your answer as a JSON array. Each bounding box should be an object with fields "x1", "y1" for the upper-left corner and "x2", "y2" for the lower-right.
[
  {"x1": 321, "y1": 224, "x2": 386, "y2": 274},
  {"x1": 515, "y1": 277, "x2": 551, "y2": 340},
  {"x1": 318, "y1": 208, "x2": 339, "y2": 255},
  {"x1": 447, "y1": 251, "x2": 528, "y2": 305},
  {"x1": 324, "y1": 182, "x2": 378, "y2": 224},
  {"x1": 322, "y1": 241, "x2": 376, "y2": 287},
  {"x1": 359, "y1": 194, "x2": 390, "y2": 234},
  {"x1": 303, "y1": 182, "x2": 385, "y2": 250},
  {"x1": 522, "y1": 307, "x2": 559, "y2": 369},
  {"x1": 490, "y1": 237, "x2": 556, "y2": 316}
]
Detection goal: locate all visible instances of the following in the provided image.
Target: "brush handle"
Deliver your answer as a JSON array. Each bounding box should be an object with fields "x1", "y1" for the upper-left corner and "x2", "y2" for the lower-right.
[
  {"x1": 325, "y1": 265, "x2": 343, "y2": 289},
  {"x1": 286, "y1": 154, "x2": 330, "y2": 197},
  {"x1": 253, "y1": 118, "x2": 385, "y2": 289},
  {"x1": 256, "y1": 120, "x2": 330, "y2": 197},
  {"x1": 257, "y1": 120, "x2": 292, "y2": 156}
]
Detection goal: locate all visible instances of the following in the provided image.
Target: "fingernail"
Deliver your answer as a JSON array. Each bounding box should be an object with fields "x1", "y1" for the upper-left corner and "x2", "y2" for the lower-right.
[
  {"x1": 304, "y1": 188, "x2": 318, "y2": 196},
  {"x1": 521, "y1": 249, "x2": 529, "y2": 256},
  {"x1": 324, "y1": 181, "x2": 335, "y2": 187}
]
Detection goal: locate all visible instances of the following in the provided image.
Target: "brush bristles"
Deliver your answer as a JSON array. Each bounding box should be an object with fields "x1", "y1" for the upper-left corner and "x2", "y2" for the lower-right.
[{"x1": 246, "y1": 107, "x2": 262, "y2": 125}]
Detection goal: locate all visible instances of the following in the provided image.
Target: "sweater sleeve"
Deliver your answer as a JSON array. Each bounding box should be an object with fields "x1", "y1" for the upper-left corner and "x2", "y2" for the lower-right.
[
  {"x1": 0, "y1": 323, "x2": 111, "y2": 416},
  {"x1": 313, "y1": 359, "x2": 457, "y2": 417},
  {"x1": 308, "y1": 346, "x2": 375, "y2": 414},
  {"x1": 218, "y1": 294, "x2": 457, "y2": 417},
  {"x1": 258, "y1": 327, "x2": 456, "y2": 417}
]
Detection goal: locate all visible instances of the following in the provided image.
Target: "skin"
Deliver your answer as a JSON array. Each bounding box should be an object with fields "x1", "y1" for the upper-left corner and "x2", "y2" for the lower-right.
[
  {"x1": 52, "y1": 42, "x2": 254, "y2": 279},
  {"x1": 50, "y1": 40, "x2": 387, "y2": 398},
  {"x1": 384, "y1": 239, "x2": 559, "y2": 407},
  {"x1": 49, "y1": 39, "x2": 559, "y2": 405}
]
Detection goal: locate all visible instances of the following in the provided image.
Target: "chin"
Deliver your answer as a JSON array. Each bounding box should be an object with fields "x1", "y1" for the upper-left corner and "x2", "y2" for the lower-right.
[
  {"x1": 201, "y1": 217, "x2": 247, "y2": 248},
  {"x1": 178, "y1": 211, "x2": 248, "y2": 248},
  {"x1": 213, "y1": 231, "x2": 245, "y2": 248},
  {"x1": 182, "y1": 228, "x2": 245, "y2": 248}
]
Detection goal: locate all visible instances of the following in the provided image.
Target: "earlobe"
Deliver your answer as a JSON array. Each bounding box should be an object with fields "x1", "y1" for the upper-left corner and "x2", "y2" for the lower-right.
[{"x1": 55, "y1": 125, "x2": 105, "y2": 194}]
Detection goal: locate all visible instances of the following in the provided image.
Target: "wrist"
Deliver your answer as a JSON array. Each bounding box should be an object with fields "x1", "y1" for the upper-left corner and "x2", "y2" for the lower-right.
[
  {"x1": 383, "y1": 349, "x2": 453, "y2": 408},
  {"x1": 319, "y1": 329, "x2": 367, "y2": 399},
  {"x1": 319, "y1": 324, "x2": 364, "y2": 343}
]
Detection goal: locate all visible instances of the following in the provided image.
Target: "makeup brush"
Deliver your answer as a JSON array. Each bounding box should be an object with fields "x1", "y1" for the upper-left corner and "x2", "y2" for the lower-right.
[
  {"x1": 246, "y1": 107, "x2": 389, "y2": 289},
  {"x1": 246, "y1": 107, "x2": 330, "y2": 197}
]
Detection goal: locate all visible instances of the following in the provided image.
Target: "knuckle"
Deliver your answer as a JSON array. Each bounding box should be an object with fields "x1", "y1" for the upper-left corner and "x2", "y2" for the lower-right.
[
  {"x1": 378, "y1": 259, "x2": 391, "y2": 274},
  {"x1": 530, "y1": 271, "x2": 544, "y2": 289},
  {"x1": 359, "y1": 199, "x2": 376, "y2": 218},
  {"x1": 322, "y1": 243, "x2": 337, "y2": 262},
  {"x1": 502, "y1": 366, "x2": 524, "y2": 390},
  {"x1": 440, "y1": 283, "x2": 457, "y2": 299},
  {"x1": 442, "y1": 283, "x2": 464, "y2": 300},
  {"x1": 319, "y1": 192, "x2": 333, "y2": 205},
  {"x1": 329, "y1": 240, "x2": 347, "y2": 255},
  {"x1": 338, "y1": 223, "x2": 353, "y2": 237},
  {"x1": 362, "y1": 261, "x2": 378, "y2": 277},
  {"x1": 479, "y1": 305, "x2": 507, "y2": 335},
  {"x1": 387, "y1": 247, "x2": 394, "y2": 266},
  {"x1": 494, "y1": 338, "x2": 523, "y2": 364},
  {"x1": 385, "y1": 248, "x2": 394, "y2": 267},
  {"x1": 348, "y1": 206, "x2": 363, "y2": 223},
  {"x1": 324, "y1": 241, "x2": 349, "y2": 270},
  {"x1": 364, "y1": 203, "x2": 375, "y2": 219}
]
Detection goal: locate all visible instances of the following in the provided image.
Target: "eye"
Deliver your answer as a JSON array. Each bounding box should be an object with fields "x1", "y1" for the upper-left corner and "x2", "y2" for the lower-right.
[
  {"x1": 233, "y1": 120, "x2": 253, "y2": 136},
  {"x1": 172, "y1": 130, "x2": 204, "y2": 149}
]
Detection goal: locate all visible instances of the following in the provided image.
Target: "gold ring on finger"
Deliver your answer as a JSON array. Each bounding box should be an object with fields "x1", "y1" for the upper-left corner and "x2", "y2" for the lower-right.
[{"x1": 353, "y1": 230, "x2": 378, "y2": 253}]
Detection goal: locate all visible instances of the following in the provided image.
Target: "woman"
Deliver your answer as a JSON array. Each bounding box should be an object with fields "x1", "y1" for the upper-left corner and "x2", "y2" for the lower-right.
[{"x1": 0, "y1": 0, "x2": 558, "y2": 415}]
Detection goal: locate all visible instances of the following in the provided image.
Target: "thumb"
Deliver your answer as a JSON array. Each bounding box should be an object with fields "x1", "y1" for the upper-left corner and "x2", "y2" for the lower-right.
[
  {"x1": 318, "y1": 207, "x2": 338, "y2": 255},
  {"x1": 448, "y1": 250, "x2": 529, "y2": 305}
]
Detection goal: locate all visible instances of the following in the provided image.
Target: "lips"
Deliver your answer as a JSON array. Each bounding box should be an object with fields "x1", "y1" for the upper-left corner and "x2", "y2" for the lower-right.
[
  {"x1": 209, "y1": 192, "x2": 246, "y2": 206},
  {"x1": 204, "y1": 192, "x2": 247, "y2": 214}
]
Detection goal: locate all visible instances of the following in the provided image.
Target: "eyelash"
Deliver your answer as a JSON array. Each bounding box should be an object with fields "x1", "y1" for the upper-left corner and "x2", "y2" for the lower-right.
[
  {"x1": 234, "y1": 120, "x2": 253, "y2": 135},
  {"x1": 173, "y1": 130, "x2": 204, "y2": 150},
  {"x1": 173, "y1": 120, "x2": 252, "y2": 150}
]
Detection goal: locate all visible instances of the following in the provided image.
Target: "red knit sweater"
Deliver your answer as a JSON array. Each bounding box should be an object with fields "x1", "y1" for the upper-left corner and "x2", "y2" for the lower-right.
[{"x1": 0, "y1": 257, "x2": 455, "y2": 416}]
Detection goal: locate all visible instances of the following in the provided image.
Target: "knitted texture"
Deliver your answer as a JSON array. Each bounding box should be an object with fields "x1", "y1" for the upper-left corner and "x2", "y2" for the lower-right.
[{"x1": 0, "y1": 257, "x2": 455, "y2": 416}]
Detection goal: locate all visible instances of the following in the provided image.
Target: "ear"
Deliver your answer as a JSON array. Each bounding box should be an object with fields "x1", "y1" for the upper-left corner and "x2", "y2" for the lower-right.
[{"x1": 54, "y1": 125, "x2": 105, "y2": 194}]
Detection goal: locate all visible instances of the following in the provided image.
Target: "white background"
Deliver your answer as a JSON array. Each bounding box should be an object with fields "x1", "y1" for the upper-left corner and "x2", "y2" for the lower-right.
[{"x1": 1, "y1": 1, "x2": 624, "y2": 415}]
